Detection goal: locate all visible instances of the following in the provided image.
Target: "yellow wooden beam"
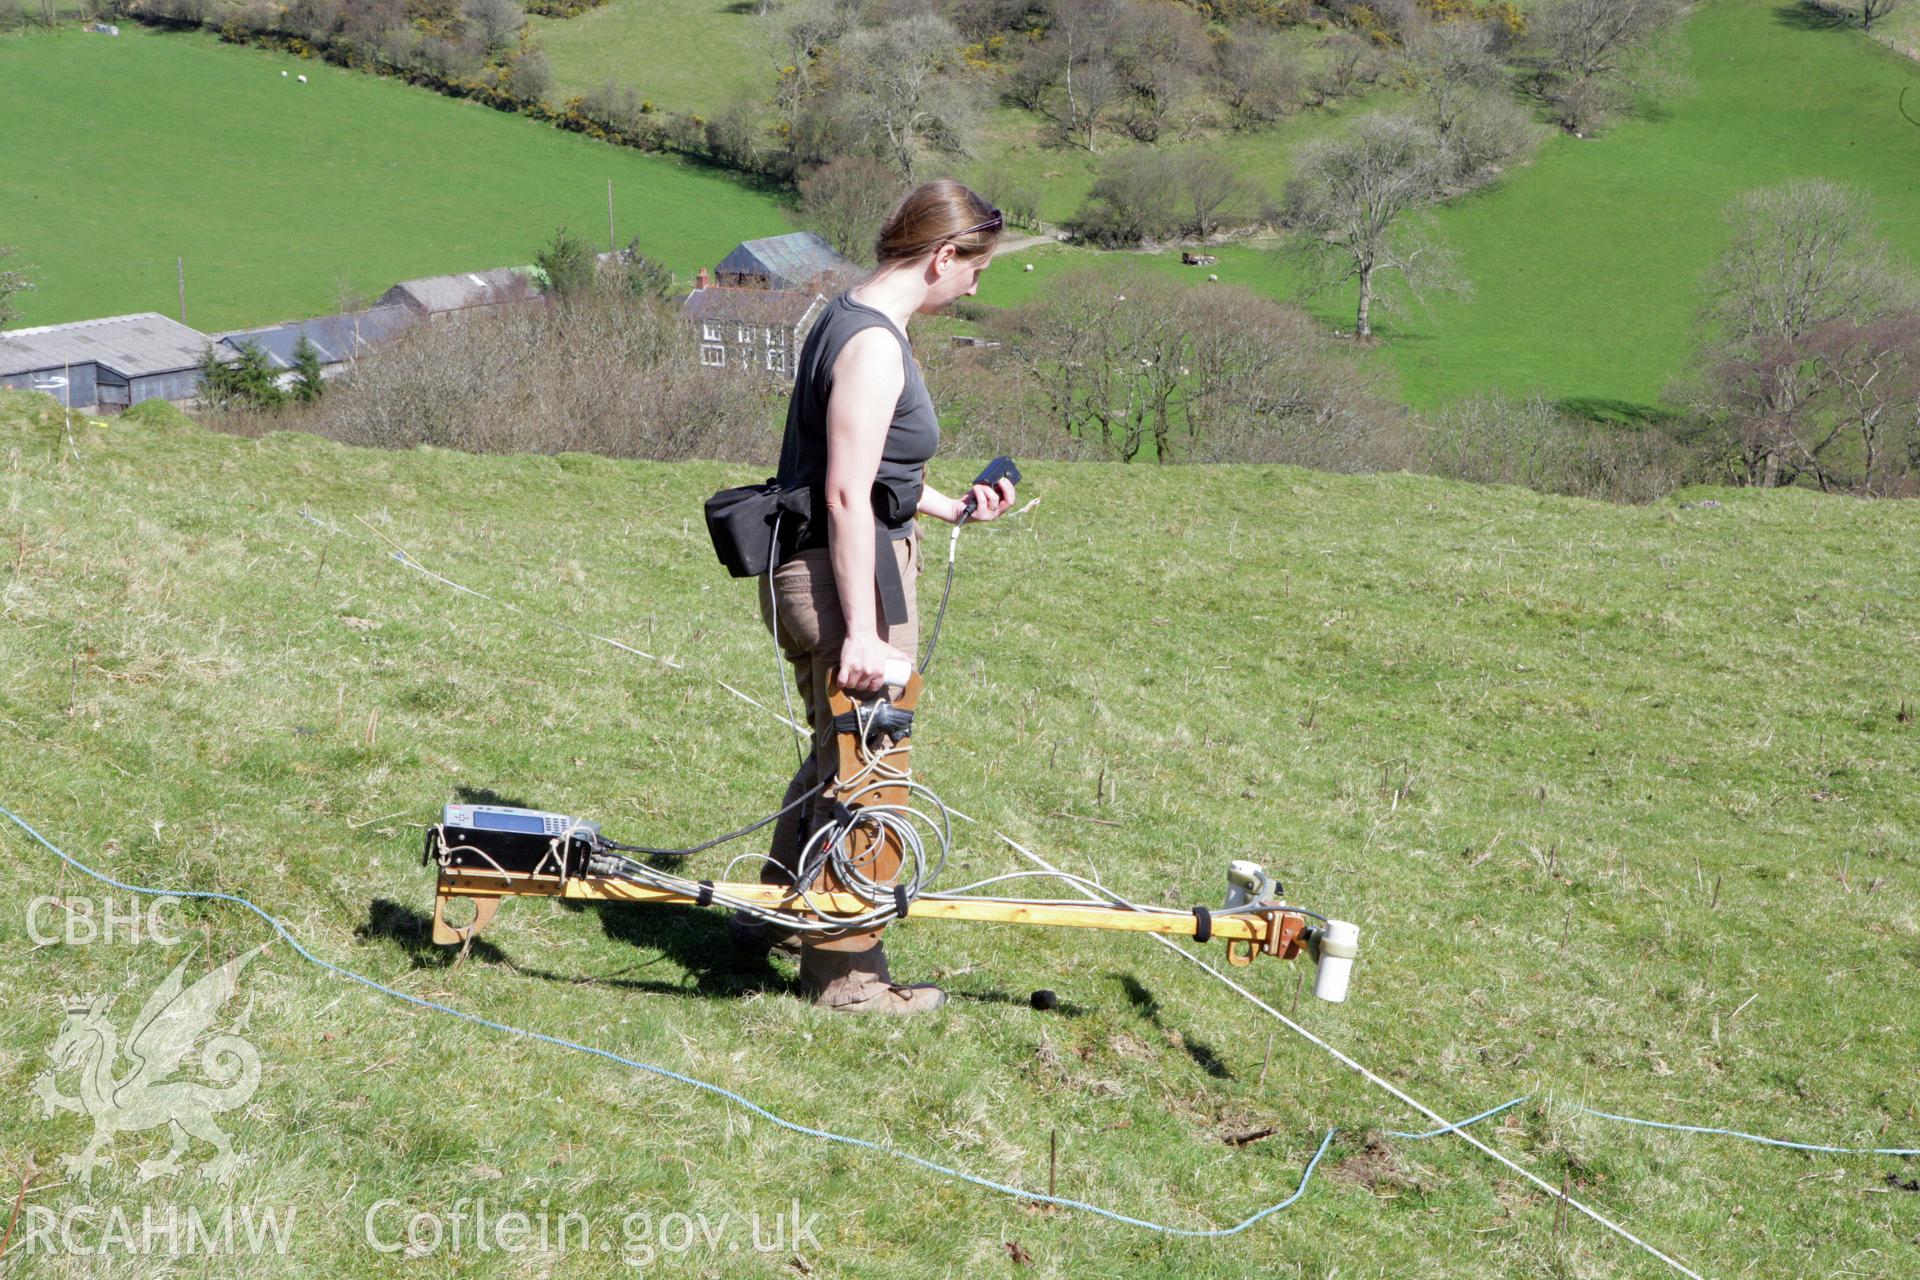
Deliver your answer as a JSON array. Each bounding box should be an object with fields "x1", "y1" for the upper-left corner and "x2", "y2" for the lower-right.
[{"x1": 436, "y1": 869, "x2": 1284, "y2": 943}]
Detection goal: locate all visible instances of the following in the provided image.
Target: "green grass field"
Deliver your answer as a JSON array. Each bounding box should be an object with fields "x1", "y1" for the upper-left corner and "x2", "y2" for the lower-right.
[
  {"x1": 530, "y1": 0, "x2": 766, "y2": 110},
  {"x1": 3, "y1": 388, "x2": 1917, "y2": 1277},
  {"x1": 0, "y1": 26, "x2": 794, "y2": 332}
]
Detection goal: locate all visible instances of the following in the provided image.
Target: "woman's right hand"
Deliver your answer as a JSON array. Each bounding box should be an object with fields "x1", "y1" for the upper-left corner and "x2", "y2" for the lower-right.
[{"x1": 838, "y1": 631, "x2": 909, "y2": 696}]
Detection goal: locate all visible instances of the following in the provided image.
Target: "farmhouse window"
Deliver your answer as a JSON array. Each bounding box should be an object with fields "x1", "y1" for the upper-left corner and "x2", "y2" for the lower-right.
[
  {"x1": 737, "y1": 324, "x2": 752, "y2": 344},
  {"x1": 701, "y1": 322, "x2": 721, "y2": 342},
  {"x1": 766, "y1": 347, "x2": 786, "y2": 374},
  {"x1": 700, "y1": 345, "x2": 726, "y2": 367}
]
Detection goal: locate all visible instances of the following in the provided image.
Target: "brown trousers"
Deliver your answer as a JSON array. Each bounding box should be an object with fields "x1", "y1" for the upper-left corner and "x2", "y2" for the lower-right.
[{"x1": 757, "y1": 525, "x2": 921, "y2": 886}]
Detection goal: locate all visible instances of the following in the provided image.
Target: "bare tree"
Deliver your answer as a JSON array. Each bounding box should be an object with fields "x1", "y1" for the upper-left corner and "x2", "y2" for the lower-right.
[
  {"x1": 1042, "y1": 0, "x2": 1121, "y2": 151},
  {"x1": 837, "y1": 12, "x2": 983, "y2": 178},
  {"x1": 1283, "y1": 114, "x2": 1465, "y2": 338},
  {"x1": 1685, "y1": 180, "x2": 1920, "y2": 487},
  {"x1": 763, "y1": 0, "x2": 861, "y2": 144},
  {"x1": 1861, "y1": 0, "x2": 1902, "y2": 32},
  {"x1": 1812, "y1": 312, "x2": 1920, "y2": 495},
  {"x1": 1068, "y1": 148, "x2": 1182, "y2": 245},
  {"x1": 1401, "y1": 19, "x2": 1507, "y2": 138},
  {"x1": 1176, "y1": 150, "x2": 1260, "y2": 239},
  {"x1": 1110, "y1": 0, "x2": 1208, "y2": 141},
  {"x1": 1004, "y1": 43, "x2": 1058, "y2": 112},
  {"x1": 0, "y1": 246, "x2": 31, "y2": 328},
  {"x1": 1701, "y1": 180, "x2": 1910, "y2": 351},
  {"x1": 1064, "y1": 52, "x2": 1120, "y2": 151},
  {"x1": 973, "y1": 267, "x2": 1394, "y2": 464},
  {"x1": 1799, "y1": 314, "x2": 1920, "y2": 492},
  {"x1": 799, "y1": 155, "x2": 905, "y2": 262},
  {"x1": 1519, "y1": 0, "x2": 1687, "y2": 134},
  {"x1": 1436, "y1": 93, "x2": 1542, "y2": 190},
  {"x1": 1212, "y1": 30, "x2": 1300, "y2": 131},
  {"x1": 968, "y1": 161, "x2": 1045, "y2": 232},
  {"x1": 1316, "y1": 31, "x2": 1384, "y2": 104},
  {"x1": 1067, "y1": 148, "x2": 1260, "y2": 246},
  {"x1": 460, "y1": 0, "x2": 523, "y2": 57}
]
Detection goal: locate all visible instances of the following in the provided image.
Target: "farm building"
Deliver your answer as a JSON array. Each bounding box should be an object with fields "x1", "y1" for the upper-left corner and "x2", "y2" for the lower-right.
[
  {"x1": 377, "y1": 266, "x2": 538, "y2": 319},
  {"x1": 678, "y1": 232, "x2": 858, "y2": 382},
  {"x1": 680, "y1": 284, "x2": 826, "y2": 381},
  {"x1": 0, "y1": 312, "x2": 217, "y2": 411},
  {"x1": 215, "y1": 305, "x2": 417, "y2": 384},
  {"x1": 713, "y1": 232, "x2": 860, "y2": 292}
]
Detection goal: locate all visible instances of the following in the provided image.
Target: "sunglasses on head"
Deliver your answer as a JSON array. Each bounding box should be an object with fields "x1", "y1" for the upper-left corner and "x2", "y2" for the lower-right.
[{"x1": 944, "y1": 209, "x2": 1003, "y2": 243}]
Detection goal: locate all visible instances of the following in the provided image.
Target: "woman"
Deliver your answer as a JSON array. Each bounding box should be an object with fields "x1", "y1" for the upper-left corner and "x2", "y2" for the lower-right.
[{"x1": 750, "y1": 180, "x2": 1018, "y2": 1015}]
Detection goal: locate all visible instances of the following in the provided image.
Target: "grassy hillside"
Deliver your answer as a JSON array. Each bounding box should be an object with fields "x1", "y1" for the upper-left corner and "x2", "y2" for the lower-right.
[
  {"x1": 976, "y1": 0, "x2": 1920, "y2": 416},
  {"x1": 530, "y1": 0, "x2": 766, "y2": 110},
  {"x1": 0, "y1": 26, "x2": 794, "y2": 332},
  {"x1": 3, "y1": 388, "x2": 1916, "y2": 1277}
]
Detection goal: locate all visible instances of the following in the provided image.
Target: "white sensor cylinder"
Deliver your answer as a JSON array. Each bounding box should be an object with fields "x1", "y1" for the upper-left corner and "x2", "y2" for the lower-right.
[
  {"x1": 882, "y1": 657, "x2": 913, "y2": 690},
  {"x1": 1313, "y1": 919, "x2": 1359, "y2": 1004}
]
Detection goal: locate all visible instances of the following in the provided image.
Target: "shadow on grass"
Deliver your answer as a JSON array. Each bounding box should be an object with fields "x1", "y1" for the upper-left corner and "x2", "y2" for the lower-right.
[
  {"x1": 1115, "y1": 974, "x2": 1233, "y2": 1079},
  {"x1": 356, "y1": 896, "x2": 796, "y2": 1000},
  {"x1": 358, "y1": 897, "x2": 510, "y2": 969},
  {"x1": 451, "y1": 785, "x2": 535, "y2": 809},
  {"x1": 1773, "y1": 2, "x2": 1852, "y2": 31},
  {"x1": 1556, "y1": 396, "x2": 1683, "y2": 427},
  {"x1": 575, "y1": 898, "x2": 798, "y2": 999}
]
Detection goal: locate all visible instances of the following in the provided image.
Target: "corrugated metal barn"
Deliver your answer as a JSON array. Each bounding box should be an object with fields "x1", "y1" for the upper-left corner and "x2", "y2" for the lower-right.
[
  {"x1": 714, "y1": 233, "x2": 859, "y2": 292},
  {"x1": 0, "y1": 313, "x2": 215, "y2": 410},
  {"x1": 215, "y1": 305, "x2": 418, "y2": 382},
  {"x1": 377, "y1": 267, "x2": 537, "y2": 319}
]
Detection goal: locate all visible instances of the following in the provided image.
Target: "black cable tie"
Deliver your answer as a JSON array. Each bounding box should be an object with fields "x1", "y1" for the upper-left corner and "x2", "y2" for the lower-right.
[
  {"x1": 1191, "y1": 906, "x2": 1212, "y2": 944},
  {"x1": 893, "y1": 884, "x2": 909, "y2": 919},
  {"x1": 695, "y1": 880, "x2": 713, "y2": 907},
  {"x1": 830, "y1": 800, "x2": 856, "y2": 827}
]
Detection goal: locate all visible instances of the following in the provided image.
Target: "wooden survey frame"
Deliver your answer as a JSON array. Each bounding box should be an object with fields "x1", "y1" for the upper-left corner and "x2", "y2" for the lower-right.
[{"x1": 428, "y1": 671, "x2": 1308, "y2": 966}]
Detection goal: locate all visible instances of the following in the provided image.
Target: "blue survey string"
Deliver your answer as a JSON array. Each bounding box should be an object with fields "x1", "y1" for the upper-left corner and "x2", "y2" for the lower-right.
[{"x1": 2, "y1": 803, "x2": 1334, "y2": 1237}]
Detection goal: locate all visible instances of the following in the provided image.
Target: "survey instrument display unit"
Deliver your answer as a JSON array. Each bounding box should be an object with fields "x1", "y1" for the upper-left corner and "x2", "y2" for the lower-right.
[{"x1": 422, "y1": 672, "x2": 1360, "y2": 1000}]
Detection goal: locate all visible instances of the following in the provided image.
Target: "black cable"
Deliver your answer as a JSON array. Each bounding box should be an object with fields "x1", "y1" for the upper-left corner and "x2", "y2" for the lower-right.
[
  {"x1": 917, "y1": 513, "x2": 967, "y2": 676},
  {"x1": 766, "y1": 513, "x2": 805, "y2": 770},
  {"x1": 602, "y1": 790, "x2": 811, "y2": 859}
]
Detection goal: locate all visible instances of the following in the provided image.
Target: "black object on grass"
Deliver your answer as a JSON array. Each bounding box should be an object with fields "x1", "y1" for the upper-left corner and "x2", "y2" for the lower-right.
[{"x1": 1030, "y1": 989, "x2": 1058, "y2": 1011}]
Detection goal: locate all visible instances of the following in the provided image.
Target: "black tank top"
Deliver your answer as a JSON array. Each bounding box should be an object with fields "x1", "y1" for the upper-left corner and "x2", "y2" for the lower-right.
[{"x1": 775, "y1": 291, "x2": 939, "y2": 540}]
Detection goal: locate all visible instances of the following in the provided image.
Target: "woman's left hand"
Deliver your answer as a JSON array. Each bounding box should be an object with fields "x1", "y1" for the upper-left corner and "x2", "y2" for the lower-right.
[{"x1": 963, "y1": 477, "x2": 1016, "y2": 523}]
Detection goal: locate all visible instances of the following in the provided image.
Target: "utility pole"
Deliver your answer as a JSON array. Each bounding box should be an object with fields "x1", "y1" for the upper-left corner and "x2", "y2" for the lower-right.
[
  {"x1": 177, "y1": 257, "x2": 186, "y2": 325},
  {"x1": 607, "y1": 179, "x2": 616, "y2": 254}
]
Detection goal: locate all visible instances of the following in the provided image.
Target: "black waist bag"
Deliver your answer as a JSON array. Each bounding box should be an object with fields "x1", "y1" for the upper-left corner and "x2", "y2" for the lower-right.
[
  {"x1": 703, "y1": 481, "x2": 811, "y2": 578},
  {"x1": 704, "y1": 476, "x2": 922, "y2": 626}
]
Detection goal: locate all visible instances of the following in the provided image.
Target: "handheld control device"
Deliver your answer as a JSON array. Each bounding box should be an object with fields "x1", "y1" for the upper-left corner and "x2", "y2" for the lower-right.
[{"x1": 960, "y1": 456, "x2": 1021, "y2": 517}]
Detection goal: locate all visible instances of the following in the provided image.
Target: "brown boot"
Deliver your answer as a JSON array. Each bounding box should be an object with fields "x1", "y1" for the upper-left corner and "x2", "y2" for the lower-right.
[{"x1": 799, "y1": 941, "x2": 946, "y2": 1014}]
